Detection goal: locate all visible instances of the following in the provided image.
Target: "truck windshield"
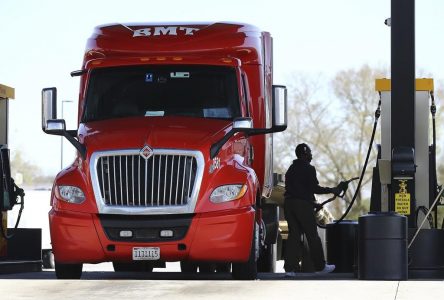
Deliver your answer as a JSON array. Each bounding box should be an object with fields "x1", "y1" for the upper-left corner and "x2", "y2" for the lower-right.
[{"x1": 82, "y1": 65, "x2": 241, "y2": 122}]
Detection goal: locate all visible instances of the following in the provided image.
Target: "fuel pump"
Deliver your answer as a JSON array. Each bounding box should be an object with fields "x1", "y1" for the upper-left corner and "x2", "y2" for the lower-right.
[
  {"x1": 372, "y1": 79, "x2": 444, "y2": 278},
  {"x1": 0, "y1": 83, "x2": 15, "y2": 256},
  {"x1": 0, "y1": 84, "x2": 40, "y2": 273},
  {"x1": 365, "y1": 0, "x2": 444, "y2": 279},
  {"x1": 375, "y1": 78, "x2": 435, "y2": 220}
]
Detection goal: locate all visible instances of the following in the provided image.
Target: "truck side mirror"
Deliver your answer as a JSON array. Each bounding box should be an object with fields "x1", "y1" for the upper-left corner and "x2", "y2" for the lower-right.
[
  {"x1": 272, "y1": 85, "x2": 287, "y2": 132},
  {"x1": 41, "y1": 87, "x2": 86, "y2": 159},
  {"x1": 46, "y1": 119, "x2": 66, "y2": 135},
  {"x1": 42, "y1": 87, "x2": 57, "y2": 132},
  {"x1": 233, "y1": 117, "x2": 253, "y2": 130}
]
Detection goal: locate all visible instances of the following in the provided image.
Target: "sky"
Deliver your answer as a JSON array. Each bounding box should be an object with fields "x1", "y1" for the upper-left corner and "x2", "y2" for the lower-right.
[{"x1": 1, "y1": 0, "x2": 444, "y2": 176}]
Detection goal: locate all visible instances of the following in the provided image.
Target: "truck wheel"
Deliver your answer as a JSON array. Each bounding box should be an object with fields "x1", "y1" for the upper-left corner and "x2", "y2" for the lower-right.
[
  {"x1": 232, "y1": 222, "x2": 258, "y2": 280},
  {"x1": 42, "y1": 250, "x2": 55, "y2": 269},
  {"x1": 55, "y1": 262, "x2": 83, "y2": 279},
  {"x1": 257, "y1": 243, "x2": 276, "y2": 272},
  {"x1": 113, "y1": 262, "x2": 153, "y2": 272},
  {"x1": 180, "y1": 261, "x2": 198, "y2": 273},
  {"x1": 262, "y1": 203, "x2": 279, "y2": 244}
]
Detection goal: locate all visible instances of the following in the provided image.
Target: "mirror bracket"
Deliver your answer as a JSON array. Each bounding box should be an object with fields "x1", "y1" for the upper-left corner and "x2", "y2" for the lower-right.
[
  {"x1": 42, "y1": 91, "x2": 86, "y2": 159},
  {"x1": 63, "y1": 131, "x2": 86, "y2": 159}
]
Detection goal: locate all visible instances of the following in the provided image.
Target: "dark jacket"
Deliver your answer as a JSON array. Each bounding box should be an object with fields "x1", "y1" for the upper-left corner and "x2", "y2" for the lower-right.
[{"x1": 284, "y1": 159, "x2": 331, "y2": 202}]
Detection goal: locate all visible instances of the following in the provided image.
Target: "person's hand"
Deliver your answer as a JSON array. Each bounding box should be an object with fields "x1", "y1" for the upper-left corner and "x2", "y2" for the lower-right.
[
  {"x1": 337, "y1": 181, "x2": 348, "y2": 192},
  {"x1": 331, "y1": 187, "x2": 341, "y2": 196}
]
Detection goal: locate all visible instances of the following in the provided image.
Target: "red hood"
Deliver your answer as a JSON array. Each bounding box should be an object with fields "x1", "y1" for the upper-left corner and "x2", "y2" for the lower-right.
[{"x1": 79, "y1": 116, "x2": 232, "y2": 155}]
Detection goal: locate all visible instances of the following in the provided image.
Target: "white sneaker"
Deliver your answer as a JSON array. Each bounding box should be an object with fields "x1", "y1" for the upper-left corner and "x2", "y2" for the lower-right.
[
  {"x1": 285, "y1": 271, "x2": 297, "y2": 277},
  {"x1": 316, "y1": 264, "x2": 335, "y2": 274}
]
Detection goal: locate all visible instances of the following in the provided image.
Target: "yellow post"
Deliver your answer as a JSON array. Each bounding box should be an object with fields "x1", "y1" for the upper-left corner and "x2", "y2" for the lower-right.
[{"x1": 0, "y1": 83, "x2": 15, "y2": 99}]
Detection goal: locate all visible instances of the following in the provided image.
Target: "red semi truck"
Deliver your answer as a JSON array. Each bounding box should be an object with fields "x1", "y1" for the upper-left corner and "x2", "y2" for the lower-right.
[{"x1": 41, "y1": 22, "x2": 287, "y2": 279}]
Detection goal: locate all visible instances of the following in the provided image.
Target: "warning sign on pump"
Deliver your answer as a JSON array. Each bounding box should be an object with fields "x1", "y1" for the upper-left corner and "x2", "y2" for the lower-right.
[{"x1": 395, "y1": 192, "x2": 410, "y2": 215}]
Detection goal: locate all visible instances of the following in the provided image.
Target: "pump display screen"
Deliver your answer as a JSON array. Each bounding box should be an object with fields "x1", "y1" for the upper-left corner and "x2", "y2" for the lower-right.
[{"x1": 82, "y1": 65, "x2": 241, "y2": 122}]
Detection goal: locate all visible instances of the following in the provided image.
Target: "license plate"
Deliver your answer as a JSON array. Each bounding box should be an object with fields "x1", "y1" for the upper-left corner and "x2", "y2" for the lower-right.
[{"x1": 132, "y1": 247, "x2": 160, "y2": 260}]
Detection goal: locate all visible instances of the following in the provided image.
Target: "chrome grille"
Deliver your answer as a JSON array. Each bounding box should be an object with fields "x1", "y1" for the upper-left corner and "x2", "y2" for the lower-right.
[{"x1": 96, "y1": 153, "x2": 197, "y2": 207}]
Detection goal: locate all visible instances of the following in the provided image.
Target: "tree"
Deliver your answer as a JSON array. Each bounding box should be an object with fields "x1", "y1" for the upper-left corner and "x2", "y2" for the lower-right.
[
  {"x1": 274, "y1": 65, "x2": 388, "y2": 219},
  {"x1": 10, "y1": 150, "x2": 54, "y2": 188}
]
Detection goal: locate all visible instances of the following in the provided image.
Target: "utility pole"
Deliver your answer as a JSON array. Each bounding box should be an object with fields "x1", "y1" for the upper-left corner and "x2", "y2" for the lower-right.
[{"x1": 390, "y1": 0, "x2": 416, "y2": 227}]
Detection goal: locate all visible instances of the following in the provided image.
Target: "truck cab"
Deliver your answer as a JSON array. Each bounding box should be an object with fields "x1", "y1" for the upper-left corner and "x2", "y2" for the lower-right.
[{"x1": 41, "y1": 22, "x2": 287, "y2": 279}]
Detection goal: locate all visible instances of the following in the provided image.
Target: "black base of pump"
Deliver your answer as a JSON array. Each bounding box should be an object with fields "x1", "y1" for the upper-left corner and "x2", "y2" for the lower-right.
[
  {"x1": 408, "y1": 228, "x2": 444, "y2": 279},
  {"x1": 358, "y1": 212, "x2": 408, "y2": 280},
  {"x1": 326, "y1": 221, "x2": 358, "y2": 274}
]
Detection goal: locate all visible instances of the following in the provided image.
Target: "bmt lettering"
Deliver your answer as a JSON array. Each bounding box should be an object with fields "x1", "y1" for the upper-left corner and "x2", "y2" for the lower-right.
[{"x1": 133, "y1": 26, "x2": 199, "y2": 37}]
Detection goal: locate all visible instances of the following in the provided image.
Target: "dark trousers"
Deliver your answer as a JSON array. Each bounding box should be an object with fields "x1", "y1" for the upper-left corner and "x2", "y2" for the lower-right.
[{"x1": 284, "y1": 198, "x2": 325, "y2": 272}]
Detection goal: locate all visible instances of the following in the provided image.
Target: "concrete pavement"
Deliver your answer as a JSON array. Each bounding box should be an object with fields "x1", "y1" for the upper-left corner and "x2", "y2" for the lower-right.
[
  {"x1": 0, "y1": 262, "x2": 443, "y2": 300},
  {"x1": 0, "y1": 277, "x2": 443, "y2": 300}
]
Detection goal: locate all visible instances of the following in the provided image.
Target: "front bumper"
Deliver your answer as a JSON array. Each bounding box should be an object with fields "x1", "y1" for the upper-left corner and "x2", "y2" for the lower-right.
[{"x1": 49, "y1": 206, "x2": 255, "y2": 264}]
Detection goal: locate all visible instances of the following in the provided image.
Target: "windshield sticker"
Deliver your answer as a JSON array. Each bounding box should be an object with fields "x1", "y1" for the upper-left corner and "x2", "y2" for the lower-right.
[
  {"x1": 170, "y1": 72, "x2": 190, "y2": 78},
  {"x1": 145, "y1": 73, "x2": 153, "y2": 82},
  {"x1": 145, "y1": 111, "x2": 165, "y2": 117}
]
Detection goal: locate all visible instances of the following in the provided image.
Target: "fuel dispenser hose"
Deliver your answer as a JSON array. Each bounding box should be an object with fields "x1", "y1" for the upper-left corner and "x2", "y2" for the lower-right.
[{"x1": 317, "y1": 94, "x2": 382, "y2": 229}]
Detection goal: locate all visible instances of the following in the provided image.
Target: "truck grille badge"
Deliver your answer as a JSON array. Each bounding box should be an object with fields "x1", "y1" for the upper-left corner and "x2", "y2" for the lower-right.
[{"x1": 140, "y1": 145, "x2": 154, "y2": 160}]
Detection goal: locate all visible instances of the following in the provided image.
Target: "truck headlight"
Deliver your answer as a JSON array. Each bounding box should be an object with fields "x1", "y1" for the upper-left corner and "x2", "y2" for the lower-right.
[
  {"x1": 58, "y1": 185, "x2": 85, "y2": 204},
  {"x1": 210, "y1": 184, "x2": 247, "y2": 203}
]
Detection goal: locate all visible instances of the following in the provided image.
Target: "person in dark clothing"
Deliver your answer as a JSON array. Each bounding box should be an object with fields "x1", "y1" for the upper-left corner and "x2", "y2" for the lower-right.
[{"x1": 284, "y1": 143, "x2": 340, "y2": 276}]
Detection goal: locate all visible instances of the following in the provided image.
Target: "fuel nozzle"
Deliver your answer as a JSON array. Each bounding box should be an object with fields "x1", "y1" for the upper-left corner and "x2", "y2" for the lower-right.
[
  {"x1": 337, "y1": 177, "x2": 360, "y2": 198},
  {"x1": 316, "y1": 177, "x2": 360, "y2": 212}
]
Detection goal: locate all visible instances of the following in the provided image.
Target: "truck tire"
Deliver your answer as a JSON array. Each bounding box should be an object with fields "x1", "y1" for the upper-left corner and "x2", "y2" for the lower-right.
[
  {"x1": 180, "y1": 261, "x2": 198, "y2": 273},
  {"x1": 257, "y1": 243, "x2": 276, "y2": 272},
  {"x1": 42, "y1": 250, "x2": 55, "y2": 269},
  {"x1": 262, "y1": 203, "x2": 279, "y2": 244},
  {"x1": 113, "y1": 262, "x2": 153, "y2": 272},
  {"x1": 232, "y1": 222, "x2": 258, "y2": 280},
  {"x1": 55, "y1": 262, "x2": 83, "y2": 279}
]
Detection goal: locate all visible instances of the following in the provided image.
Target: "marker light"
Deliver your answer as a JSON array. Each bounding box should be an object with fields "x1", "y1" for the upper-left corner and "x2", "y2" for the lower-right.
[
  {"x1": 160, "y1": 230, "x2": 174, "y2": 238},
  {"x1": 210, "y1": 184, "x2": 247, "y2": 203},
  {"x1": 58, "y1": 185, "x2": 85, "y2": 204},
  {"x1": 119, "y1": 230, "x2": 133, "y2": 238}
]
